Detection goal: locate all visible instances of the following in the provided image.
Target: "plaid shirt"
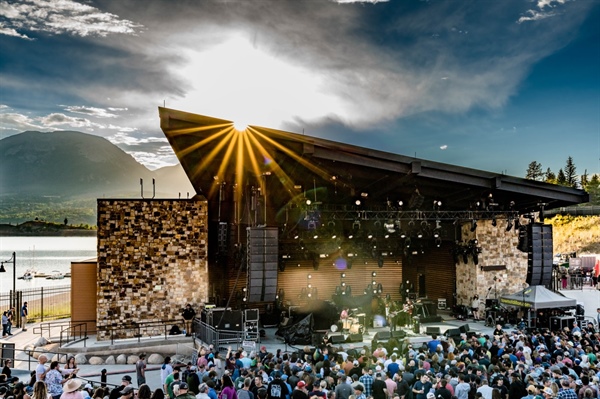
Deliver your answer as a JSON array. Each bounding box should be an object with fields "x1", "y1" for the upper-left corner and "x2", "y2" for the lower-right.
[
  {"x1": 359, "y1": 374, "x2": 374, "y2": 397},
  {"x1": 557, "y1": 388, "x2": 578, "y2": 399}
]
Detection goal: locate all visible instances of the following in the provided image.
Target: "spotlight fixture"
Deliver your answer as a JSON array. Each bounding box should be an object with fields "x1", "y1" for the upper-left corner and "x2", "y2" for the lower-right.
[
  {"x1": 378, "y1": 258, "x2": 384, "y2": 268},
  {"x1": 435, "y1": 237, "x2": 442, "y2": 247},
  {"x1": 306, "y1": 199, "x2": 312, "y2": 205},
  {"x1": 470, "y1": 219, "x2": 477, "y2": 232},
  {"x1": 355, "y1": 199, "x2": 361, "y2": 206},
  {"x1": 361, "y1": 192, "x2": 369, "y2": 198},
  {"x1": 417, "y1": 230, "x2": 424, "y2": 239},
  {"x1": 405, "y1": 237, "x2": 412, "y2": 248},
  {"x1": 399, "y1": 231, "x2": 407, "y2": 239},
  {"x1": 372, "y1": 271, "x2": 377, "y2": 277},
  {"x1": 341, "y1": 272, "x2": 346, "y2": 278}
]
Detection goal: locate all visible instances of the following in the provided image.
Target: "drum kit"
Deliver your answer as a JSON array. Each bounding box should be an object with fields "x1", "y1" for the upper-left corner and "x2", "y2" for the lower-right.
[
  {"x1": 338, "y1": 312, "x2": 366, "y2": 334},
  {"x1": 484, "y1": 299, "x2": 509, "y2": 327}
]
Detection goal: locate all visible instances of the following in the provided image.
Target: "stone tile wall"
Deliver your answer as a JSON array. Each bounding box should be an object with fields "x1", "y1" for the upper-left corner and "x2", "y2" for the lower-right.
[
  {"x1": 96, "y1": 198, "x2": 208, "y2": 340},
  {"x1": 455, "y1": 218, "x2": 528, "y2": 308}
]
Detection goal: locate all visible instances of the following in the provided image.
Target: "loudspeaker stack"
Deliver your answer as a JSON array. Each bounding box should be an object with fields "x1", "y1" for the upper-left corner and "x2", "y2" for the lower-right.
[{"x1": 526, "y1": 223, "x2": 553, "y2": 287}]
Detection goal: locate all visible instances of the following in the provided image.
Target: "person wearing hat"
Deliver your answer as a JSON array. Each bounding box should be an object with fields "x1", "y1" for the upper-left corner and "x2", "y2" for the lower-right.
[
  {"x1": 175, "y1": 382, "x2": 195, "y2": 399},
  {"x1": 62, "y1": 379, "x2": 84, "y2": 399},
  {"x1": 542, "y1": 388, "x2": 555, "y2": 398},
  {"x1": 109, "y1": 376, "x2": 133, "y2": 399},
  {"x1": 119, "y1": 386, "x2": 135, "y2": 399},
  {"x1": 292, "y1": 381, "x2": 308, "y2": 399}
]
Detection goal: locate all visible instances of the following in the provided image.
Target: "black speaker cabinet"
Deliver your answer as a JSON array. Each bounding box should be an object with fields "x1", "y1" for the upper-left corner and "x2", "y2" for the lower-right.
[
  {"x1": 426, "y1": 326, "x2": 441, "y2": 335},
  {"x1": 375, "y1": 331, "x2": 391, "y2": 341},
  {"x1": 329, "y1": 334, "x2": 346, "y2": 344},
  {"x1": 459, "y1": 324, "x2": 470, "y2": 334},
  {"x1": 550, "y1": 316, "x2": 575, "y2": 331},
  {"x1": 391, "y1": 330, "x2": 407, "y2": 339},
  {"x1": 346, "y1": 333, "x2": 363, "y2": 343}
]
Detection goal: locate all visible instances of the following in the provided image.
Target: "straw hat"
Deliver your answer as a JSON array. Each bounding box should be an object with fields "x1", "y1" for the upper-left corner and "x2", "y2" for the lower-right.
[{"x1": 63, "y1": 379, "x2": 83, "y2": 393}]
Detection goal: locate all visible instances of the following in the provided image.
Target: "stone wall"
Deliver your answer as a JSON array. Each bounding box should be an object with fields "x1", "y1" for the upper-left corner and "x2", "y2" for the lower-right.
[
  {"x1": 455, "y1": 218, "x2": 528, "y2": 308},
  {"x1": 96, "y1": 198, "x2": 209, "y2": 340}
]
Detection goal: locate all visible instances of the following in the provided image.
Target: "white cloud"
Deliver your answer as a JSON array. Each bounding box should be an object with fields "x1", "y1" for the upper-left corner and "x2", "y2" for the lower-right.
[
  {"x1": 537, "y1": 0, "x2": 566, "y2": 9},
  {"x1": 0, "y1": 0, "x2": 143, "y2": 39},
  {"x1": 440, "y1": 145, "x2": 448, "y2": 150},
  {"x1": 107, "y1": 132, "x2": 167, "y2": 146},
  {"x1": 38, "y1": 112, "x2": 104, "y2": 129},
  {"x1": 63, "y1": 105, "x2": 119, "y2": 118},
  {"x1": 517, "y1": 9, "x2": 557, "y2": 23},
  {"x1": 0, "y1": 112, "x2": 48, "y2": 132}
]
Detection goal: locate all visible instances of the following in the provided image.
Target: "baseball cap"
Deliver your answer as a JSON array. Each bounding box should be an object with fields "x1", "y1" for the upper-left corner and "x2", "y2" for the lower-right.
[
  {"x1": 527, "y1": 386, "x2": 536, "y2": 393},
  {"x1": 427, "y1": 393, "x2": 435, "y2": 399},
  {"x1": 297, "y1": 381, "x2": 306, "y2": 388},
  {"x1": 121, "y1": 387, "x2": 134, "y2": 396},
  {"x1": 179, "y1": 382, "x2": 189, "y2": 390},
  {"x1": 122, "y1": 376, "x2": 132, "y2": 383},
  {"x1": 543, "y1": 388, "x2": 554, "y2": 395}
]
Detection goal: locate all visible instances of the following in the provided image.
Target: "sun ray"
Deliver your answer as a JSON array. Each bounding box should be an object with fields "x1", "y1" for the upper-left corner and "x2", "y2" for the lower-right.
[
  {"x1": 178, "y1": 126, "x2": 233, "y2": 158},
  {"x1": 235, "y1": 130, "x2": 245, "y2": 211},
  {"x1": 249, "y1": 127, "x2": 332, "y2": 181},
  {"x1": 188, "y1": 126, "x2": 236, "y2": 180},
  {"x1": 166, "y1": 123, "x2": 231, "y2": 137},
  {"x1": 208, "y1": 129, "x2": 240, "y2": 199}
]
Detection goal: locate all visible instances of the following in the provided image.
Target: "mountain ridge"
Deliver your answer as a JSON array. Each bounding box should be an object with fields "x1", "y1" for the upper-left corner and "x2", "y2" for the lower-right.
[{"x1": 0, "y1": 130, "x2": 195, "y2": 225}]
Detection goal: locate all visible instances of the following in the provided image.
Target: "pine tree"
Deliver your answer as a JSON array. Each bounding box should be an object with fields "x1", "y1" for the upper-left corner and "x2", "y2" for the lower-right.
[
  {"x1": 545, "y1": 168, "x2": 556, "y2": 184},
  {"x1": 525, "y1": 161, "x2": 543, "y2": 181},
  {"x1": 581, "y1": 169, "x2": 589, "y2": 190},
  {"x1": 557, "y1": 169, "x2": 567, "y2": 186},
  {"x1": 564, "y1": 156, "x2": 578, "y2": 188}
]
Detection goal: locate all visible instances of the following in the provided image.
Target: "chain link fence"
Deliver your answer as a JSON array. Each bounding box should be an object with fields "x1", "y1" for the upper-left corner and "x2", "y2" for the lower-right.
[{"x1": 0, "y1": 285, "x2": 70, "y2": 328}]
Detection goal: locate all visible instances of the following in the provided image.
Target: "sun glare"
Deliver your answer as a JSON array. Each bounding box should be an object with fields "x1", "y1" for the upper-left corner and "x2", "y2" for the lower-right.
[{"x1": 233, "y1": 121, "x2": 248, "y2": 131}]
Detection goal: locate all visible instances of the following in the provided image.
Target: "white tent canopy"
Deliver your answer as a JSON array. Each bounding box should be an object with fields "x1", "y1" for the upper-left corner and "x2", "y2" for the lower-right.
[{"x1": 500, "y1": 285, "x2": 576, "y2": 309}]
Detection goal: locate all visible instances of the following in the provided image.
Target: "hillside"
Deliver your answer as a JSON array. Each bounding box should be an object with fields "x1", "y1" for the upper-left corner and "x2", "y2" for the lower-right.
[
  {"x1": 546, "y1": 215, "x2": 600, "y2": 254},
  {"x1": 0, "y1": 130, "x2": 195, "y2": 225}
]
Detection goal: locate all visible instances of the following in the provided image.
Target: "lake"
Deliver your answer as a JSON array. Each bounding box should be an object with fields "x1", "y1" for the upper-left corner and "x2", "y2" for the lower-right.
[{"x1": 0, "y1": 236, "x2": 97, "y2": 293}]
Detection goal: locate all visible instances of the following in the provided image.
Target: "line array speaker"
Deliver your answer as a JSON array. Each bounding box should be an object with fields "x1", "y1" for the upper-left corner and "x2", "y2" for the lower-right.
[
  {"x1": 247, "y1": 227, "x2": 279, "y2": 302},
  {"x1": 526, "y1": 223, "x2": 553, "y2": 287}
]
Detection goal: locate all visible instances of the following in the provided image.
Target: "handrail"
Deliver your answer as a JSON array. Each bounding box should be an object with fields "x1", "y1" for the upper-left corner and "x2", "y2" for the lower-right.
[
  {"x1": 59, "y1": 322, "x2": 88, "y2": 347},
  {"x1": 34, "y1": 320, "x2": 95, "y2": 337}
]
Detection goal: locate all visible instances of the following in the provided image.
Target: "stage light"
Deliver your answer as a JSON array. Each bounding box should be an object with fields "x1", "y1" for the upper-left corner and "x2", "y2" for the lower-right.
[
  {"x1": 341, "y1": 281, "x2": 346, "y2": 287},
  {"x1": 308, "y1": 283, "x2": 312, "y2": 288},
  {"x1": 361, "y1": 192, "x2": 369, "y2": 198},
  {"x1": 492, "y1": 218, "x2": 497, "y2": 227},
  {"x1": 308, "y1": 274, "x2": 312, "y2": 279},
  {"x1": 372, "y1": 271, "x2": 377, "y2": 277},
  {"x1": 306, "y1": 199, "x2": 312, "y2": 205},
  {"x1": 355, "y1": 199, "x2": 361, "y2": 206},
  {"x1": 384, "y1": 220, "x2": 396, "y2": 233},
  {"x1": 378, "y1": 258, "x2": 384, "y2": 268},
  {"x1": 313, "y1": 234, "x2": 318, "y2": 239},
  {"x1": 417, "y1": 230, "x2": 423, "y2": 239},
  {"x1": 433, "y1": 229, "x2": 440, "y2": 238},
  {"x1": 367, "y1": 233, "x2": 373, "y2": 239},
  {"x1": 405, "y1": 237, "x2": 412, "y2": 248},
  {"x1": 400, "y1": 231, "x2": 407, "y2": 239},
  {"x1": 348, "y1": 234, "x2": 354, "y2": 239},
  {"x1": 470, "y1": 220, "x2": 477, "y2": 232},
  {"x1": 331, "y1": 234, "x2": 337, "y2": 239},
  {"x1": 398, "y1": 200, "x2": 404, "y2": 207},
  {"x1": 435, "y1": 237, "x2": 442, "y2": 247},
  {"x1": 341, "y1": 272, "x2": 346, "y2": 278}
]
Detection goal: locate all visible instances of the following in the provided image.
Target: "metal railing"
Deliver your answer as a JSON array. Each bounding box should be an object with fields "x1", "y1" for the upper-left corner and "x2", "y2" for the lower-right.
[
  {"x1": 0, "y1": 285, "x2": 71, "y2": 325},
  {"x1": 105, "y1": 319, "x2": 183, "y2": 344},
  {"x1": 193, "y1": 318, "x2": 246, "y2": 351},
  {"x1": 60, "y1": 322, "x2": 89, "y2": 347}
]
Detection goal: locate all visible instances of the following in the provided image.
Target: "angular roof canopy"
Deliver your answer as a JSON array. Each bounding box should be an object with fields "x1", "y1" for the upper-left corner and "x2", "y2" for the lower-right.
[
  {"x1": 500, "y1": 285, "x2": 576, "y2": 309},
  {"x1": 158, "y1": 107, "x2": 589, "y2": 226}
]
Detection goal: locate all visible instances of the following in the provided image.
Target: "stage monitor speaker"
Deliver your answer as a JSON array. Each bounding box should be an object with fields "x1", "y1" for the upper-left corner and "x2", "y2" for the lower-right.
[
  {"x1": 391, "y1": 330, "x2": 407, "y2": 339},
  {"x1": 329, "y1": 334, "x2": 346, "y2": 344},
  {"x1": 517, "y1": 225, "x2": 529, "y2": 252},
  {"x1": 247, "y1": 227, "x2": 279, "y2": 302},
  {"x1": 445, "y1": 328, "x2": 461, "y2": 337},
  {"x1": 346, "y1": 333, "x2": 363, "y2": 343},
  {"x1": 426, "y1": 326, "x2": 441, "y2": 335},
  {"x1": 374, "y1": 331, "x2": 391, "y2": 341}
]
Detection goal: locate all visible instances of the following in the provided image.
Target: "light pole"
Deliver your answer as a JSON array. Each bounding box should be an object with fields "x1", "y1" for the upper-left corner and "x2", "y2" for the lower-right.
[{"x1": 0, "y1": 252, "x2": 16, "y2": 308}]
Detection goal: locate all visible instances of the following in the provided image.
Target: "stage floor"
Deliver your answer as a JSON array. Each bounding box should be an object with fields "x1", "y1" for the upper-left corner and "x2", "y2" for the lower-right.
[{"x1": 256, "y1": 310, "x2": 497, "y2": 354}]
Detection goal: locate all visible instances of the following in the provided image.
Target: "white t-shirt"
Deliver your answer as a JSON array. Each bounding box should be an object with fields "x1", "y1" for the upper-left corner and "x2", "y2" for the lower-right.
[
  {"x1": 161, "y1": 364, "x2": 173, "y2": 384},
  {"x1": 36, "y1": 363, "x2": 47, "y2": 381}
]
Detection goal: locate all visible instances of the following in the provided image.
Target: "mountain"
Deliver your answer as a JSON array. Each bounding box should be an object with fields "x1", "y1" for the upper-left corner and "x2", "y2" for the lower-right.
[{"x1": 0, "y1": 130, "x2": 195, "y2": 225}]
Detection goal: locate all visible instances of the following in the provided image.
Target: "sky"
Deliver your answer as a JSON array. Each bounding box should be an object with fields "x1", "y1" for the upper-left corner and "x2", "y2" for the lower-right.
[{"x1": 0, "y1": 0, "x2": 599, "y2": 180}]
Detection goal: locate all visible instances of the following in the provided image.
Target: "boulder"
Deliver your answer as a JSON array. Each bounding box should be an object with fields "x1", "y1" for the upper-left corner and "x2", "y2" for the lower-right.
[
  {"x1": 147, "y1": 353, "x2": 164, "y2": 364},
  {"x1": 89, "y1": 357, "x2": 104, "y2": 365},
  {"x1": 74, "y1": 354, "x2": 87, "y2": 365},
  {"x1": 127, "y1": 355, "x2": 139, "y2": 365},
  {"x1": 116, "y1": 354, "x2": 127, "y2": 364},
  {"x1": 34, "y1": 337, "x2": 49, "y2": 347},
  {"x1": 105, "y1": 356, "x2": 116, "y2": 365}
]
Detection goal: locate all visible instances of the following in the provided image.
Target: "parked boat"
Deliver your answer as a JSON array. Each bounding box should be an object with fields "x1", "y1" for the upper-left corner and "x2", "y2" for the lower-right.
[
  {"x1": 19, "y1": 269, "x2": 38, "y2": 280},
  {"x1": 46, "y1": 270, "x2": 65, "y2": 280}
]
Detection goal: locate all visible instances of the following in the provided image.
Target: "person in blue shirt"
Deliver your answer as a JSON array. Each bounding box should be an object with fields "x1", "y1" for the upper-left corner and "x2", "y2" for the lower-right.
[{"x1": 427, "y1": 335, "x2": 441, "y2": 354}]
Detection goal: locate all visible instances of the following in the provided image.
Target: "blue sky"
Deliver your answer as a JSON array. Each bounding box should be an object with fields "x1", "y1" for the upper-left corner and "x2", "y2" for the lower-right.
[{"x1": 0, "y1": 0, "x2": 598, "y2": 180}]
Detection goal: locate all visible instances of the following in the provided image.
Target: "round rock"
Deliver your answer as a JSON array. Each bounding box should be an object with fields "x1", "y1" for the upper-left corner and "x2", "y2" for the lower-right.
[
  {"x1": 127, "y1": 355, "x2": 139, "y2": 365},
  {"x1": 89, "y1": 356, "x2": 104, "y2": 365},
  {"x1": 116, "y1": 354, "x2": 127, "y2": 364},
  {"x1": 105, "y1": 356, "x2": 116, "y2": 365},
  {"x1": 74, "y1": 354, "x2": 88, "y2": 365},
  {"x1": 147, "y1": 353, "x2": 164, "y2": 364}
]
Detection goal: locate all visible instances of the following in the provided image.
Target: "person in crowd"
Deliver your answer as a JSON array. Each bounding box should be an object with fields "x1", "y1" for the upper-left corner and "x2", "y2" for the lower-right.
[
  {"x1": 63, "y1": 357, "x2": 78, "y2": 379},
  {"x1": 45, "y1": 361, "x2": 66, "y2": 399},
  {"x1": 151, "y1": 390, "x2": 166, "y2": 399},
  {"x1": 176, "y1": 382, "x2": 195, "y2": 399},
  {"x1": 136, "y1": 354, "x2": 147, "y2": 386},
  {"x1": 31, "y1": 381, "x2": 50, "y2": 399},
  {"x1": 162, "y1": 358, "x2": 174, "y2": 393},
  {"x1": 2, "y1": 312, "x2": 10, "y2": 338},
  {"x1": 109, "y1": 376, "x2": 132, "y2": 399},
  {"x1": 1, "y1": 360, "x2": 11, "y2": 379},
  {"x1": 118, "y1": 387, "x2": 134, "y2": 399},
  {"x1": 14, "y1": 382, "x2": 31, "y2": 399},
  {"x1": 60, "y1": 379, "x2": 84, "y2": 399},
  {"x1": 137, "y1": 386, "x2": 151, "y2": 399},
  {"x1": 220, "y1": 375, "x2": 237, "y2": 399},
  {"x1": 196, "y1": 384, "x2": 210, "y2": 399},
  {"x1": 292, "y1": 382, "x2": 308, "y2": 399}
]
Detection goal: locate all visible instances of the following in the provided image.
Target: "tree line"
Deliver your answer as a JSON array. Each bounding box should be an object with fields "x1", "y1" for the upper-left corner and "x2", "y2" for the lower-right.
[{"x1": 525, "y1": 156, "x2": 599, "y2": 191}]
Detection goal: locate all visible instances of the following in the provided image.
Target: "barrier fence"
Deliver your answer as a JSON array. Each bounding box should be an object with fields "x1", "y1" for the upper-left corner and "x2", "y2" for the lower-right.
[{"x1": 0, "y1": 285, "x2": 70, "y2": 326}]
